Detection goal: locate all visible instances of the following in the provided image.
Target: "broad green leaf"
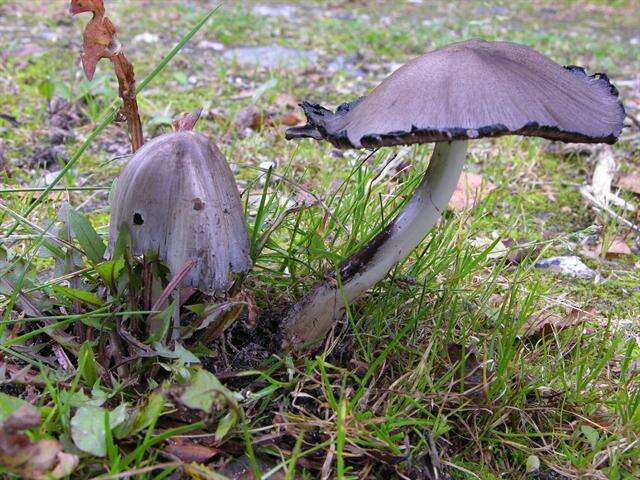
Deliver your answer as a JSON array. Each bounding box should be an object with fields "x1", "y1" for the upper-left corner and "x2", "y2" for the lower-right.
[
  {"x1": 152, "y1": 343, "x2": 200, "y2": 364},
  {"x1": 215, "y1": 411, "x2": 237, "y2": 441},
  {"x1": 178, "y1": 367, "x2": 237, "y2": 413},
  {"x1": 52, "y1": 285, "x2": 104, "y2": 307},
  {"x1": 67, "y1": 207, "x2": 106, "y2": 263},
  {"x1": 581, "y1": 425, "x2": 600, "y2": 450},
  {"x1": 95, "y1": 259, "x2": 125, "y2": 287},
  {"x1": 71, "y1": 404, "x2": 127, "y2": 457},
  {"x1": 78, "y1": 342, "x2": 99, "y2": 386},
  {"x1": 173, "y1": 344, "x2": 200, "y2": 364},
  {"x1": 525, "y1": 454, "x2": 540, "y2": 473}
]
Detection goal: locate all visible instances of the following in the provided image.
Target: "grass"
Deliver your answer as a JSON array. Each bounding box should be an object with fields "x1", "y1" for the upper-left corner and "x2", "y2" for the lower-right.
[{"x1": 1, "y1": 0, "x2": 639, "y2": 479}]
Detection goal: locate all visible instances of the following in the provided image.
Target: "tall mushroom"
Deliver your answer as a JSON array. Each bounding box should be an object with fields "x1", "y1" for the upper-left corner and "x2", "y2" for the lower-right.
[
  {"x1": 109, "y1": 116, "x2": 251, "y2": 294},
  {"x1": 281, "y1": 39, "x2": 625, "y2": 349}
]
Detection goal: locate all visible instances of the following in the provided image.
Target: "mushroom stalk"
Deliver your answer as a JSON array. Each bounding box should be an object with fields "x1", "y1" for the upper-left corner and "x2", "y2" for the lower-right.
[{"x1": 280, "y1": 140, "x2": 468, "y2": 348}]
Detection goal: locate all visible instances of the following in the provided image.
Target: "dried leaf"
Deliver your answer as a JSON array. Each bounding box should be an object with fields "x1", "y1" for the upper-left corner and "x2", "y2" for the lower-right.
[
  {"x1": 275, "y1": 93, "x2": 298, "y2": 109},
  {"x1": 234, "y1": 105, "x2": 264, "y2": 130},
  {"x1": 596, "y1": 236, "x2": 632, "y2": 258},
  {"x1": 184, "y1": 463, "x2": 231, "y2": 480},
  {"x1": 522, "y1": 306, "x2": 591, "y2": 338},
  {"x1": 165, "y1": 439, "x2": 218, "y2": 463},
  {"x1": 446, "y1": 343, "x2": 482, "y2": 387},
  {"x1": 70, "y1": 0, "x2": 143, "y2": 151},
  {"x1": 616, "y1": 173, "x2": 640, "y2": 195},
  {"x1": 278, "y1": 112, "x2": 305, "y2": 126},
  {"x1": 0, "y1": 404, "x2": 79, "y2": 479},
  {"x1": 173, "y1": 108, "x2": 203, "y2": 132},
  {"x1": 449, "y1": 171, "x2": 495, "y2": 211}
]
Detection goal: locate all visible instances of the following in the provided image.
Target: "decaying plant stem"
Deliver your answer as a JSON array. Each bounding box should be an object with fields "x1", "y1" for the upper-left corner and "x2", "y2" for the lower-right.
[
  {"x1": 111, "y1": 51, "x2": 144, "y2": 151},
  {"x1": 70, "y1": 0, "x2": 143, "y2": 152}
]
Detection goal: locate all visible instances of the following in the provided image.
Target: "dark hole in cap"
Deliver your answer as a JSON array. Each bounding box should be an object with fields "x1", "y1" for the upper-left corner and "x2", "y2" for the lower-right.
[
  {"x1": 133, "y1": 212, "x2": 144, "y2": 225},
  {"x1": 193, "y1": 198, "x2": 205, "y2": 211}
]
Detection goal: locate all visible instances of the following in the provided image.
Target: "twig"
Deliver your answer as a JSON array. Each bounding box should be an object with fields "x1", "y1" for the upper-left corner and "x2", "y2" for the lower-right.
[
  {"x1": 580, "y1": 186, "x2": 640, "y2": 232},
  {"x1": 580, "y1": 146, "x2": 640, "y2": 232},
  {"x1": 90, "y1": 462, "x2": 182, "y2": 480},
  {"x1": 70, "y1": 0, "x2": 143, "y2": 152}
]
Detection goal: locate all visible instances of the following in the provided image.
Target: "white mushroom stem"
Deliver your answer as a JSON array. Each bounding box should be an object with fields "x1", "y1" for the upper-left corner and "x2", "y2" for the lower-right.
[{"x1": 280, "y1": 140, "x2": 469, "y2": 349}]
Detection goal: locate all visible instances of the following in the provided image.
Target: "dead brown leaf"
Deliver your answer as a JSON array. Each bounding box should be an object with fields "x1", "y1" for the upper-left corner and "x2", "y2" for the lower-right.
[
  {"x1": 278, "y1": 111, "x2": 305, "y2": 126},
  {"x1": 0, "y1": 405, "x2": 78, "y2": 479},
  {"x1": 173, "y1": 108, "x2": 203, "y2": 132},
  {"x1": 596, "y1": 236, "x2": 632, "y2": 258},
  {"x1": 234, "y1": 105, "x2": 264, "y2": 130},
  {"x1": 446, "y1": 343, "x2": 483, "y2": 387},
  {"x1": 616, "y1": 173, "x2": 640, "y2": 195},
  {"x1": 449, "y1": 171, "x2": 495, "y2": 211},
  {"x1": 275, "y1": 93, "x2": 299, "y2": 109},
  {"x1": 522, "y1": 306, "x2": 592, "y2": 339},
  {"x1": 164, "y1": 439, "x2": 218, "y2": 463}
]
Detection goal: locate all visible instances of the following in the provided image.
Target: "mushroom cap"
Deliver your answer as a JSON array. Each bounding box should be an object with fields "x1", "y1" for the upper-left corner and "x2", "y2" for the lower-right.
[
  {"x1": 286, "y1": 40, "x2": 625, "y2": 149},
  {"x1": 109, "y1": 131, "x2": 251, "y2": 293}
]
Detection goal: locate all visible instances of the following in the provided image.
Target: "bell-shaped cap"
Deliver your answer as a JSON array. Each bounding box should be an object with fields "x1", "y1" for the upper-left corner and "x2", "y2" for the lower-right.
[
  {"x1": 286, "y1": 40, "x2": 625, "y2": 149},
  {"x1": 109, "y1": 131, "x2": 251, "y2": 293}
]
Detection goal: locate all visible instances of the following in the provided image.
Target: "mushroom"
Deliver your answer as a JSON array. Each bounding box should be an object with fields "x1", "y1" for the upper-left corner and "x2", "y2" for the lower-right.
[
  {"x1": 109, "y1": 119, "x2": 251, "y2": 294},
  {"x1": 281, "y1": 39, "x2": 625, "y2": 348}
]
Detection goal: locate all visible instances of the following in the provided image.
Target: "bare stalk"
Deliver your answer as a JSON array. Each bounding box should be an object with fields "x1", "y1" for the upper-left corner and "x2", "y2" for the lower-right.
[
  {"x1": 70, "y1": 0, "x2": 143, "y2": 152},
  {"x1": 279, "y1": 140, "x2": 469, "y2": 349}
]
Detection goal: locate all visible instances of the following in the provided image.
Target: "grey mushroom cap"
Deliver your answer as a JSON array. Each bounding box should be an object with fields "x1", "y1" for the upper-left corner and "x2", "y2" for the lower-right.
[
  {"x1": 286, "y1": 39, "x2": 625, "y2": 149},
  {"x1": 108, "y1": 131, "x2": 251, "y2": 293}
]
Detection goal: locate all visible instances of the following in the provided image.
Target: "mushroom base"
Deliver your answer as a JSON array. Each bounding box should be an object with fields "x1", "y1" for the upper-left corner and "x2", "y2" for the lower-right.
[{"x1": 279, "y1": 140, "x2": 469, "y2": 349}]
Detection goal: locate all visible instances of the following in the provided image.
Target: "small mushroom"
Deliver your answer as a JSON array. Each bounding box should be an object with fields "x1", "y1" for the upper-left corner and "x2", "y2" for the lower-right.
[
  {"x1": 281, "y1": 39, "x2": 625, "y2": 348},
  {"x1": 109, "y1": 129, "x2": 251, "y2": 293}
]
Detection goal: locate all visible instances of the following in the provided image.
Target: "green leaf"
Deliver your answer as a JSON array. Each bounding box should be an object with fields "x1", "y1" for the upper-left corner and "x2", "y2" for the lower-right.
[
  {"x1": 173, "y1": 344, "x2": 200, "y2": 364},
  {"x1": 215, "y1": 411, "x2": 237, "y2": 441},
  {"x1": 525, "y1": 454, "x2": 540, "y2": 473},
  {"x1": 95, "y1": 259, "x2": 125, "y2": 287},
  {"x1": 79, "y1": 314, "x2": 111, "y2": 331},
  {"x1": 114, "y1": 392, "x2": 164, "y2": 439},
  {"x1": 78, "y1": 341, "x2": 99, "y2": 387},
  {"x1": 152, "y1": 343, "x2": 200, "y2": 364},
  {"x1": 173, "y1": 71, "x2": 188, "y2": 85},
  {"x1": 67, "y1": 207, "x2": 106, "y2": 263},
  {"x1": 0, "y1": 393, "x2": 29, "y2": 422},
  {"x1": 147, "y1": 299, "x2": 177, "y2": 344},
  {"x1": 112, "y1": 222, "x2": 131, "y2": 260},
  {"x1": 38, "y1": 78, "x2": 55, "y2": 101},
  {"x1": 178, "y1": 367, "x2": 237, "y2": 413},
  {"x1": 52, "y1": 285, "x2": 104, "y2": 307},
  {"x1": 54, "y1": 80, "x2": 73, "y2": 102},
  {"x1": 71, "y1": 404, "x2": 127, "y2": 457},
  {"x1": 185, "y1": 303, "x2": 206, "y2": 315},
  {"x1": 581, "y1": 425, "x2": 600, "y2": 450},
  {"x1": 251, "y1": 77, "x2": 278, "y2": 103}
]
